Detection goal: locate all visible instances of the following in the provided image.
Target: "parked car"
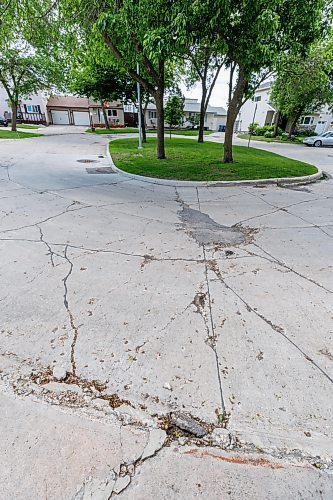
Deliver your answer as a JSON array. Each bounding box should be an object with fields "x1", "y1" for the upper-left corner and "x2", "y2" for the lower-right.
[
  {"x1": 0, "y1": 116, "x2": 8, "y2": 127},
  {"x1": 303, "y1": 131, "x2": 333, "y2": 147}
]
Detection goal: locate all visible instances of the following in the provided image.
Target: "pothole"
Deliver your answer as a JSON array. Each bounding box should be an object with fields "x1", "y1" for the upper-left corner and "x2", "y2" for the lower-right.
[{"x1": 178, "y1": 206, "x2": 255, "y2": 246}]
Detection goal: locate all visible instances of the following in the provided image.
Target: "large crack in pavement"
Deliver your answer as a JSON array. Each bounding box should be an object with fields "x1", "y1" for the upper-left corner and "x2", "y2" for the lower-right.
[
  {"x1": 2, "y1": 174, "x2": 333, "y2": 495},
  {"x1": 62, "y1": 244, "x2": 80, "y2": 376},
  {"x1": 174, "y1": 188, "x2": 259, "y2": 424},
  {"x1": 207, "y1": 258, "x2": 333, "y2": 386},
  {"x1": 2, "y1": 357, "x2": 332, "y2": 499}
]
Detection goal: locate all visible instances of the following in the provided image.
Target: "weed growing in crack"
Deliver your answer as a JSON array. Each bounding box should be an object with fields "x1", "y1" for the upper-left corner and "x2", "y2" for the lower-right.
[{"x1": 30, "y1": 369, "x2": 132, "y2": 408}]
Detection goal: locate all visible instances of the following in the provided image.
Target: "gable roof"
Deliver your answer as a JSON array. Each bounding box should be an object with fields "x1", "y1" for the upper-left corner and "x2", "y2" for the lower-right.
[
  {"x1": 47, "y1": 96, "x2": 89, "y2": 108},
  {"x1": 47, "y1": 95, "x2": 123, "y2": 109}
]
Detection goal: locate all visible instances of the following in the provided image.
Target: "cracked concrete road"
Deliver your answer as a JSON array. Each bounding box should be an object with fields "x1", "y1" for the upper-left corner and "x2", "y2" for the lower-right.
[{"x1": 1, "y1": 128, "x2": 333, "y2": 499}]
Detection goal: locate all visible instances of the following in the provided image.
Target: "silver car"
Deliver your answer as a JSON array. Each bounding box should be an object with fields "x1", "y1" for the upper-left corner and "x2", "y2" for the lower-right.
[{"x1": 303, "y1": 131, "x2": 333, "y2": 147}]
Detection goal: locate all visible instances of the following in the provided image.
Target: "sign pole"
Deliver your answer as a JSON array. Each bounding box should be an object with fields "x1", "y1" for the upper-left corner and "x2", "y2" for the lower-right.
[{"x1": 137, "y1": 61, "x2": 143, "y2": 149}]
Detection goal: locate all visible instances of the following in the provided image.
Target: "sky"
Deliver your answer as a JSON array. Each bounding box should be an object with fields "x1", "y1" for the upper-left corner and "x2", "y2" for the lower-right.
[{"x1": 180, "y1": 68, "x2": 230, "y2": 109}]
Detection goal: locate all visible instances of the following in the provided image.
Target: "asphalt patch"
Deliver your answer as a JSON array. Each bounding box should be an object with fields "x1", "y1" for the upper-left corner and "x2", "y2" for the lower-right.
[{"x1": 178, "y1": 206, "x2": 246, "y2": 246}]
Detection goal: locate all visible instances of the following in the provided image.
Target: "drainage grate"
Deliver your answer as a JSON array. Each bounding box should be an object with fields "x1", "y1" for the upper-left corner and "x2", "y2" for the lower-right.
[
  {"x1": 86, "y1": 167, "x2": 115, "y2": 174},
  {"x1": 77, "y1": 159, "x2": 98, "y2": 164}
]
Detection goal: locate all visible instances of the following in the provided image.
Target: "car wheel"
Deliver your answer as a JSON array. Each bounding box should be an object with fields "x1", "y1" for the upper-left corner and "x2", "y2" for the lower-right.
[{"x1": 314, "y1": 140, "x2": 322, "y2": 147}]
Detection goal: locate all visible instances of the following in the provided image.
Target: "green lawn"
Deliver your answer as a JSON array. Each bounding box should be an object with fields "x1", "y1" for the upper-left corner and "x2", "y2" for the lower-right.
[
  {"x1": 86, "y1": 128, "x2": 214, "y2": 136},
  {"x1": 148, "y1": 129, "x2": 215, "y2": 136},
  {"x1": 86, "y1": 127, "x2": 140, "y2": 134},
  {"x1": 110, "y1": 137, "x2": 317, "y2": 181},
  {"x1": 0, "y1": 129, "x2": 42, "y2": 139},
  {"x1": 238, "y1": 134, "x2": 305, "y2": 144},
  {"x1": 18, "y1": 124, "x2": 41, "y2": 129}
]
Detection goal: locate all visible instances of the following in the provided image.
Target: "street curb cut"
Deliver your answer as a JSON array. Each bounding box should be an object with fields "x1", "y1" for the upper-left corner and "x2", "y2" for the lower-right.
[{"x1": 106, "y1": 143, "x2": 323, "y2": 188}]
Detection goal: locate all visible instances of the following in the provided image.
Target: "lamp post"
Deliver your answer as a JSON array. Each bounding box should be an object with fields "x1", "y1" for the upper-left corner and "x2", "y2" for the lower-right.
[{"x1": 136, "y1": 61, "x2": 143, "y2": 149}]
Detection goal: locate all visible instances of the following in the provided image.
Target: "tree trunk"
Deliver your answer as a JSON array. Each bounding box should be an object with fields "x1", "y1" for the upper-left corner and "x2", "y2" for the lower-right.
[
  {"x1": 155, "y1": 89, "x2": 165, "y2": 158},
  {"x1": 198, "y1": 84, "x2": 207, "y2": 143},
  {"x1": 224, "y1": 66, "x2": 248, "y2": 163},
  {"x1": 101, "y1": 101, "x2": 109, "y2": 129},
  {"x1": 287, "y1": 117, "x2": 298, "y2": 138},
  {"x1": 11, "y1": 102, "x2": 17, "y2": 132},
  {"x1": 154, "y1": 60, "x2": 165, "y2": 159},
  {"x1": 273, "y1": 110, "x2": 281, "y2": 137}
]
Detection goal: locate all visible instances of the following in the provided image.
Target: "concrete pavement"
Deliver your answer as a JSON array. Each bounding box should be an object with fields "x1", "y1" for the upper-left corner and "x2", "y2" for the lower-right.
[{"x1": 0, "y1": 128, "x2": 333, "y2": 499}]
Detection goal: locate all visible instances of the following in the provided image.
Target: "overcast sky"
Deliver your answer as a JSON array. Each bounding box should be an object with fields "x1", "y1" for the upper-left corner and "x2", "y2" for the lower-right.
[{"x1": 180, "y1": 67, "x2": 230, "y2": 109}]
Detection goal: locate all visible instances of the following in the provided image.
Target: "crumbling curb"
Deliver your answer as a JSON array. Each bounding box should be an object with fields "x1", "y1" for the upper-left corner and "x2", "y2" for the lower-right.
[{"x1": 106, "y1": 143, "x2": 323, "y2": 188}]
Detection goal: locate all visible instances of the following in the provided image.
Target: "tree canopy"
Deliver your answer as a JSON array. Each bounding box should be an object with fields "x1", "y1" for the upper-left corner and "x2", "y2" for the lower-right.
[
  {"x1": 271, "y1": 41, "x2": 333, "y2": 135},
  {"x1": 0, "y1": 0, "x2": 65, "y2": 130},
  {"x1": 165, "y1": 95, "x2": 184, "y2": 136}
]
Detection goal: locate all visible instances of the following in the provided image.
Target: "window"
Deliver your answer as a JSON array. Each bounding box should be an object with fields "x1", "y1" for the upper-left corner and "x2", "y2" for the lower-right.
[
  {"x1": 254, "y1": 96, "x2": 261, "y2": 102},
  {"x1": 107, "y1": 109, "x2": 117, "y2": 117},
  {"x1": 26, "y1": 105, "x2": 40, "y2": 113},
  {"x1": 300, "y1": 116, "x2": 314, "y2": 125},
  {"x1": 149, "y1": 111, "x2": 157, "y2": 119}
]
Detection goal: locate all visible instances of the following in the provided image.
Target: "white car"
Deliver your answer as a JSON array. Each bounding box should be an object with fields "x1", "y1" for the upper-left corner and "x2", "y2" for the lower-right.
[{"x1": 303, "y1": 131, "x2": 333, "y2": 147}]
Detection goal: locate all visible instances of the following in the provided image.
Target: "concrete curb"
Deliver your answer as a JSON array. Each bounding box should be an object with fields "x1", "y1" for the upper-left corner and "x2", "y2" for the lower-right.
[{"x1": 106, "y1": 143, "x2": 323, "y2": 188}]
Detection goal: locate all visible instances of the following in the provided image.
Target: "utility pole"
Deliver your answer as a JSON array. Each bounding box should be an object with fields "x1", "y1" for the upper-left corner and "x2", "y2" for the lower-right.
[{"x1": 136, "y1": 61, "x2": 143, "y2": 149}]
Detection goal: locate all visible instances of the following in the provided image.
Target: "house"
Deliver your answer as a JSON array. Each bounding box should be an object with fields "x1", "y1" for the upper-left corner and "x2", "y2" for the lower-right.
[
  {"x1": 238, "y1": 82, "x2": 276, "y2": 132},
  {"x1": 239, "y1": 81, "x2": 333, "y2": 134},
  {"x1": 145, "y1": 98, "x2": 227, "y2": 131},
  {"x1": 0, "y1": 85, "x2": 48, "y2": 124},
  {"x1": 47, "y1": 96, "x2": 125, "y2": 127}
]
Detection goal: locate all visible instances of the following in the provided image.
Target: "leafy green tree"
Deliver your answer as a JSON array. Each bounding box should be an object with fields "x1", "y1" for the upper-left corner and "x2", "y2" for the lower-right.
[
  {"x1": 271, "y1": 41, "x2": 333, "y2": 138},
  {"x1": 224, "y1": 0, "x2": 325, "y2": 162},
  {"x1": 183, "y1": 45, "x2": 224, "y2": 143},
  {"x1": 62, "y1": 0, "x2": 183, "y2": 159},
  {"x1": 164, "y1": 95, "x2": 184, "y2": 138},
  {"x1": 71, "y1": 61, "x2": 137, "y2": 128},
  {"x1": 176, "y1": 3, "x2": 226, "y2": 143},
  {"x1": 185, "y1": 0, "x2": 326, "y2": 162},
  {"x1": 0, "y1": 0, "x2": 64, "y2": 131}
]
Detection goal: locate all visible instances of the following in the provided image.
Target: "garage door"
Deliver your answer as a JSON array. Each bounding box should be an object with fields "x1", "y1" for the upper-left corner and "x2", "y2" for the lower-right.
[
  {"x1": 51, "y1": 110, "x2": 70, "y2": 125},
  {"x1": 73, "y1": 111, "x2": 90, "y2": 126}
]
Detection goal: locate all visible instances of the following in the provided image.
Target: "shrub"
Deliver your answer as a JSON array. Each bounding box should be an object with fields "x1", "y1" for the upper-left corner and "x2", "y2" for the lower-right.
[
  {"x1": 248, "y1": 122, "x2": 259, "y2": 134},
  {"x1": 264, "y1": 131, "x2": 274, "y2": 137},
  {"x1": 295, "y1": 129, "x2": 316, "y2": 137},
  {"x1": 254, "y1": 125, "x2": 275, "y2": 136}
]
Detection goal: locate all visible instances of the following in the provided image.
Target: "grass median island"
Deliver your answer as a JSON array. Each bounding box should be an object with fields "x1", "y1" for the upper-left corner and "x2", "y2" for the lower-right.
[
  {"x1": 86, "y1": 128, "x2": 214, "y2": 136},
  {"x1": 86, "y1": 127, "x2": 140, "y2": 134},
  {"x1": 0, "y1": 130, "x2": 42, "y2": 139},
  {"x1": 154, "y1": 130, "x2": 214, "y2": 136},
  {"x1": 110, "y1": 138, "x2": 317, "y2": 181},
  {"x1": 238, "y1": 134, "x2": 306, "y2": 144}
]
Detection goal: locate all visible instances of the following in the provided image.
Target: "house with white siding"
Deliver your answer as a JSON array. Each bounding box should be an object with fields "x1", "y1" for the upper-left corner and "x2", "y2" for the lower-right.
[
  {"x1": 0, "y1": 85, "x2": 49, "y2": 124},
  {"x1": 145, "y1": 97, "x2": 227, "y2": 131},
  {"x1": 239, "y1": 81, "x2": 333, "y2": 134}
]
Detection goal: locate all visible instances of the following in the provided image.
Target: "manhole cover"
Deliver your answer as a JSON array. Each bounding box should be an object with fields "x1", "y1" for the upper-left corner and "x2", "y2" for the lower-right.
[
  {"x1": 86, "y1": 167, "x2": 115, "y2": 174},
  {"x1": 77, "y1": 159, "x2": 98, "y2": 163}
]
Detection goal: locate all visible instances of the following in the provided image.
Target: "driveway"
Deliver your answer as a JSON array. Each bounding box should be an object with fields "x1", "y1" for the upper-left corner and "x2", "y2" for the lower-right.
[{"x1": 1, "y1": 129, "x2": 333, "y2": 499}]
